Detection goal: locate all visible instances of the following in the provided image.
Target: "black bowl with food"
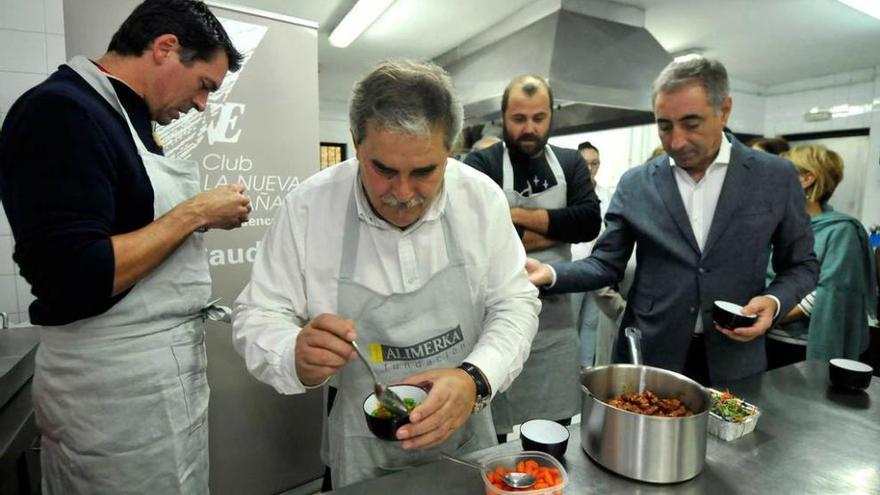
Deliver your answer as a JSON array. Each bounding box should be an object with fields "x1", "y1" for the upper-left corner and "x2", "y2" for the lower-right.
[
  {"x1": 713, "y1": 300, "x2": 757, "y2": 330},
  {"x1": 363, "y1": 384, "x2": 428, "y2": 441},
  {"x1": 829, "y1": 358, "x2": 873, "y2": 391}
]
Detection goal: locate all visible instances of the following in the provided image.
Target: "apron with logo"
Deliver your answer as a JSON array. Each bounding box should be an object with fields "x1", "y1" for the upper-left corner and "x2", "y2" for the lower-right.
[
  {"x1": 326, "y1": 190, "x2": 496, "y2": 487},
  {"x1": 33, "y1": 56, "x2": 216, "y2": 494},
  {"x1": 490, "y1": 145, "x2": 581, "y2": 432}
]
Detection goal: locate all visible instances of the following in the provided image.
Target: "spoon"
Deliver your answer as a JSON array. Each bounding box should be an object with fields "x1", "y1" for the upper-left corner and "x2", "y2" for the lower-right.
[
  {"x1": 441, "y1": 453, "x2": 537, "y2": 489},
  {"x1": 351, "y1": 340, "x2": 409, "y2": 417}
]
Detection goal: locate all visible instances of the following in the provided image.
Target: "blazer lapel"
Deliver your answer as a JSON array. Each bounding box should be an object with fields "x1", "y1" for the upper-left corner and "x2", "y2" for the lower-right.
[
  {"x1": 652, "y1": 159, "x2": 701, "y2": 255},
  {"x1": 701, "y1": 140, "x2": 753, "y2": 258}
]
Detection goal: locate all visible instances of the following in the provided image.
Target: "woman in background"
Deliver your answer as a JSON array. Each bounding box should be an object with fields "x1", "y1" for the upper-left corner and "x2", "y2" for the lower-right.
[
  {"x1": 749, "y1": 136, "x2": 790, "y2": 155},
  {"x1": 767, "y1": 144, "x2": 877, "y2": 367}
]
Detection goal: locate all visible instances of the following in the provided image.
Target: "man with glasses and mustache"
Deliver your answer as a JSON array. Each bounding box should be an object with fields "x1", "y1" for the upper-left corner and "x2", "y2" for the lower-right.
[
  {"x1": 464, "y1": 75, "x2": 601, "y2": 440},
  {"x1": 233, "y1": 61, "x2": 540, "y2": 488}
]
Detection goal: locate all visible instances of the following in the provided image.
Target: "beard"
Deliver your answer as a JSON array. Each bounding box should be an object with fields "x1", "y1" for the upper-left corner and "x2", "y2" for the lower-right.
[{"x1": 503, "y1": 125, "x2": 550, "y2": 159}]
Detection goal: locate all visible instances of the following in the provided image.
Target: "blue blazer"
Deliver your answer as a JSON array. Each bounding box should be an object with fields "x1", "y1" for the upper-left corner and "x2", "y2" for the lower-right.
[{"x1": 550, "y1": 135, "x2": 819, "y2": 383}]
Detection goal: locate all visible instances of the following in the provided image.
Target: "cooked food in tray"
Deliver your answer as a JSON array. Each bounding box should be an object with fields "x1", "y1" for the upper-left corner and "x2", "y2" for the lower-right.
[{"x1": 607, "y1": 389, "x2": 694, "y2": 417}]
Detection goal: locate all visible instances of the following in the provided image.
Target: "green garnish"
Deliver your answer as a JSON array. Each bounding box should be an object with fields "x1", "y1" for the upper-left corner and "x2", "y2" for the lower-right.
[
  {"x1": 710, "y1": 390, "x2": 754, "y2": 423},
  {"x1": 371, "y1": 397, "x2": 420, "y2": 419}
]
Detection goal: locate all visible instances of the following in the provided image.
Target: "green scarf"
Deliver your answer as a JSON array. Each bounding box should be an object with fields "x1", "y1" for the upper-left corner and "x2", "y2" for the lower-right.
[{"x1": 769, "y1": 205, "x2": 877, "y2": 360}]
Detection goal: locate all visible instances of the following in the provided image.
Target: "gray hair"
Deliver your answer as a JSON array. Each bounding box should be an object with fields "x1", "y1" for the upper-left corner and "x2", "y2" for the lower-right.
[
  {"x1": 652, "y1": 57, "x2": 729, "y2": 112},
  {"x1": 349, "y1": 60, "x2": 463, "y2": 150}
]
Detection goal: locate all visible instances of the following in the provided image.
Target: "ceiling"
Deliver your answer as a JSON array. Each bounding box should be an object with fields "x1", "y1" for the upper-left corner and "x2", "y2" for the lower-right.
[{"x1": 225, "y1": 0, "x2": 880, "y2": 108}]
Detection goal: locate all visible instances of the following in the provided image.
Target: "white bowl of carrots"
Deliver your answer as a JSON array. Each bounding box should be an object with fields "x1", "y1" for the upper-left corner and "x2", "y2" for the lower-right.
[{"x1": 481, "y1": 450, "x2": 567, "y2": 494}]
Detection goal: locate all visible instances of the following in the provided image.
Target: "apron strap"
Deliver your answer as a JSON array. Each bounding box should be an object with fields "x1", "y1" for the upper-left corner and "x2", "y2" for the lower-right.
[
  {"x1": 66, "y1": 56, "x2": 151, "y2": 155},
  {"x1": 339, "y1": 184, "x2": 361, "y2": 282}
]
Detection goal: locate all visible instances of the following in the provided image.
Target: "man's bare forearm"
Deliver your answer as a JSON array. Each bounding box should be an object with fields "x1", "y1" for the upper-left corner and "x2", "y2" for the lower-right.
[
  {"x1": 521, "y1": 230, "x2": 558, "y2": 252},
  {"x1": 510, "y1": 207, "x2": 549, "y2": 234}
]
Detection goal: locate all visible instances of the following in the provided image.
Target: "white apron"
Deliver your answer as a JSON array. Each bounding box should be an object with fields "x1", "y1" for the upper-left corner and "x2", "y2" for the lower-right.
[
  {"x1": 490, "y1": 145, "x2": 581, "y2": 432},
  {"x1": 33, "y1": 56, "x2": 213, "y2": 494},
  {"x1": 326, "y1": 190, "x2": 497, "y2": 488}
]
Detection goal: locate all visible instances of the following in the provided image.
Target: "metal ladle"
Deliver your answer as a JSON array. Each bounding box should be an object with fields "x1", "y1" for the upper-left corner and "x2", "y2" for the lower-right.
[
  {"x1": 441, "y1": 453, "x2": 537, "y2": 489},
  {"x1": 351, "y1": 340, "x2": 409, "y2": 417}
]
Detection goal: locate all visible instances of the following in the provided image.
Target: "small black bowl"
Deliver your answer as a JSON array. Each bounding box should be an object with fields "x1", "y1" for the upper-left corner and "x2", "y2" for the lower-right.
[
  {"x1": 829, "y1": 359, "x2": 873, "y2": 391},
  {"x1": 713, "y1": 300, "x2": 758, "y2": 329},
  {"x1": 519, "y1": 419, "x2": 570, "y2": 462},
  {"x1": 363, "y1": 384, "x2": 428, "y2": 441}
]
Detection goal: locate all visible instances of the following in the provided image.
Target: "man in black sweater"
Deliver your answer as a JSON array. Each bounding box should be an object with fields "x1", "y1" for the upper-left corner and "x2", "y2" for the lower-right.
[
  {"x1": 464, "y1": 75, "x2": 601, "y2": 439},
  {"x1": 0, "y1": 1, "x2": 251, "y2": 492}
]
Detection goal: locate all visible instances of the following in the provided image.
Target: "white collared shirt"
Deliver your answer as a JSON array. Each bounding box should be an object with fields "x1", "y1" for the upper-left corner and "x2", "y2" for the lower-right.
[
  {"x1": 232, "y1": 158, "x2": 540, "y2": 397},
  {"x1": 669, "y1": 133, "x2": 731, "y2": 251}
]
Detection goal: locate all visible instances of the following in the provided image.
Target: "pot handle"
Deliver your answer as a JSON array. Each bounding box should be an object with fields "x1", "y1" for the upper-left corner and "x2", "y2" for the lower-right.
[{"x1": 624, "y1": 327, "x2": 643, "y2": 365}]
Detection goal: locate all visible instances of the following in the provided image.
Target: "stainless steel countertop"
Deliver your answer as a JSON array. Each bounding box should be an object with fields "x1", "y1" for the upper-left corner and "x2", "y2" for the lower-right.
[
  {"x1": 329, "y1": 361, "x2": 880, "y2": 494},
  {"x1": 0, "y1": 326, "x2": 39, "y2": 408}
]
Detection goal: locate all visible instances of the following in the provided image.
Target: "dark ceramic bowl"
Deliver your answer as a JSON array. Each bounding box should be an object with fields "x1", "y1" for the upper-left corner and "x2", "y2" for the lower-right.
[
  {"x1": 713, "y1": 300, "x2": 758, "y2": 329},
  {"x1": 363, "y1": 384, "x2": 428, "y2": 441},
  {"x1": 829, "y1": 359, "x2": 873, "y2": 391},
  {"x1": 519, "y1": 418, "x2": 570, "y2": 462}
]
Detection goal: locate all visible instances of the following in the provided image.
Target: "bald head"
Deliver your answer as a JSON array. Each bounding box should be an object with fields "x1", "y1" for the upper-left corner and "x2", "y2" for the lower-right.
[{"x1": 501, "y1": 75, "x2": 554, "y2": 115}]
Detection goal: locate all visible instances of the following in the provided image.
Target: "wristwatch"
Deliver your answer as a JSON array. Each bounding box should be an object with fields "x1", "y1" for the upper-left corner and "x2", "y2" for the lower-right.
[{"x1": 458, "y1": 362, "x2": 491, "y2": 413}]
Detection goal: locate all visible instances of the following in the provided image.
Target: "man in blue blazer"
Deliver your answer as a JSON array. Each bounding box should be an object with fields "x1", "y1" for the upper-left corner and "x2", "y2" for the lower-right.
[{"x1": 527, "y1": 57, "x2": 818, "y2": 384}]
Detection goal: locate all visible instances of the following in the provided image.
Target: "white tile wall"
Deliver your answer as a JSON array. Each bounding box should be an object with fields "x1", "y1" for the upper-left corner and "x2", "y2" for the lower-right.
[
  {"x1": 0, "y1": 235, "x2": 13, "y2": 275},
  {"x1": 0, "y1": 274, "x2": 18, "y2": 316},
  {"x1": 0, "y1": 204, "x2": 10, "y2": 236},
  {"x1": 728, "y1": 90, "x2": 766, "y2": 134},
  {"x1": 0, "y1": 0, "x2": 45, "y2": 32},
  {"x1": 47, "y1": 33, "x2": 66, "y2": 71},
  {"x1": 0, "y1": 30, "x2": 47, "y2": 73},
  {"x1": 43, "y1": 0, "x2": 64, "y2": 35},
  {"x1": 763, "y1": 79, "x2": 877, "y2": 136},
  {"x1": 0, "y1": 0, "x2": 64, "y2": 319}
]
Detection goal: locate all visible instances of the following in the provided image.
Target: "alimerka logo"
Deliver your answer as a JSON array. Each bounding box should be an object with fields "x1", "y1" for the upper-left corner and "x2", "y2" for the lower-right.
[{"x1": 369, "y1": 326, "x2": 464, "y2": 363}]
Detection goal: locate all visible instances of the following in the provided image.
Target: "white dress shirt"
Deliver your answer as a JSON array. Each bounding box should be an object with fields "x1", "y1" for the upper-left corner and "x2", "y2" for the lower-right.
[
  {"x1": 232, "y1": 158, "x2": 540, "y2": 397},
  {"x1": 669, "y1": 135, "x2": 731, "y2": 251}
]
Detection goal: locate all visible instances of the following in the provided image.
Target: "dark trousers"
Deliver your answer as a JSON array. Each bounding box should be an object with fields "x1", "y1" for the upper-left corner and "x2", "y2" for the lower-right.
[
  {"x1": 321, "y1": 387, "x2": 338, "y2": 492},
  {"x1": 682, "y1": 334, "x2": 711, "y2": 386}
]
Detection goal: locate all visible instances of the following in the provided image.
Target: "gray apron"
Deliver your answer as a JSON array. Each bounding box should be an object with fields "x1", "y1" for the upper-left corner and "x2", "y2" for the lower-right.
[
  {"x1": 33, "y1": 56, "x2": 214, "y2": 494},
  {"x1": 491, "y1": 145, "x2": 581, "y2": 432},
  {"x1": 326, "y1": 189, "x2": 496, "y2": 488}
]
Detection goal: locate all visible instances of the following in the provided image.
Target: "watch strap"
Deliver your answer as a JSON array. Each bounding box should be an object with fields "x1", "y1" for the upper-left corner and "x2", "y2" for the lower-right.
[{"x1": 458, "y1": 362, "x2": 490, "y2": 412}]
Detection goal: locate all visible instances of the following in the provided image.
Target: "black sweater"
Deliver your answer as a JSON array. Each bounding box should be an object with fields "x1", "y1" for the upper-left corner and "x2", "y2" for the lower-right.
[
  {"x1": 0, "y1": 64, "x2": 157, "y2": 325},
  {"x1": 463, "y1": 142, "x2": 601, "y2": 244}
]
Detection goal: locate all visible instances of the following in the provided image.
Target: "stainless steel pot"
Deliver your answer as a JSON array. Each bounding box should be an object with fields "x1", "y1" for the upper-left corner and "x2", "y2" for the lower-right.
[{"x1": 580, "y1": 328, "x2": 712, "y2": 483}]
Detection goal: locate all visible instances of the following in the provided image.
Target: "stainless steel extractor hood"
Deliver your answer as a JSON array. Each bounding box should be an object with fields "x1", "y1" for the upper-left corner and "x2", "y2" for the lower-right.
[{"x1": 441, "y1": 1, "x2": 672, "y2": 134}]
